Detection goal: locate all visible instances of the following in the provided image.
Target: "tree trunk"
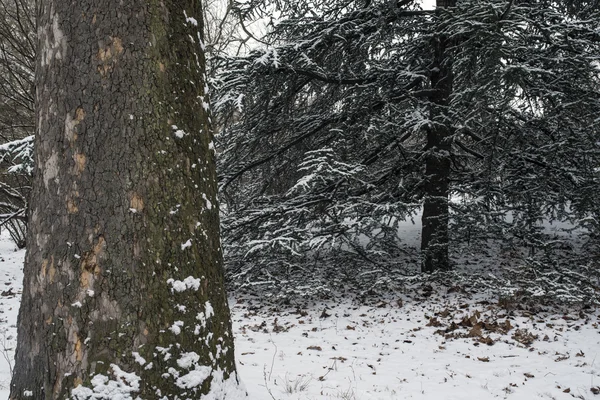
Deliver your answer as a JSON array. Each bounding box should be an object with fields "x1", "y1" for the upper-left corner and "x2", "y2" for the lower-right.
[
  {"x1": 421, "y1": 0, "x2": 455, "y2": 273},
  {"x1": 10, "y1": 1, "x2": 244, "y2": 399}
]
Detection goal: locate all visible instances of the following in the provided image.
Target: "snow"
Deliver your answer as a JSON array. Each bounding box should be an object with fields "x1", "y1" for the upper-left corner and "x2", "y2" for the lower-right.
[
  {"x1": 174, "y1": 130, "x2": 186, "y2": 139},
  {"x1": 0, "y1": 235, "x2": 24, "y2": 399},
  {"x1": 169, "y1": 321, "x2": 184, "y2": 335},
  {"x1": 0, "y1": 233, "x2": 598, "y2": 399},
  {"x1": 176, "y1": 367, "x2": 212, "y2": 389},
  {"x1": 0, "y1": 136, "x2": 34, "y2": 152},
  {"x1": 205, "y1": 301, "x2": 214, "y2": 318},
  {"x1": 171, "y1": 125, "x2": 187, "y2": 139},
  {"x1": 156, "y1": 346, "x2": 172, "y2": 362},
  {"x1": 132, "y1": 352, "x2": 147, "y2": 366},
  {"x1": 181, "y1": 239, "x2": 192, "y2": 250},
  {"x1": 203, "y1": 193, "x2": 213, "y2": 210},
  {"x1": 173, "y1": 352, "x2": 214, "y2": 391},
  {"x1": 72, "y1": 364, "x2": 141, "y2": 400},
  {"x1": 177, "y1": 352, "x2": 200, "y2": 369},
  {"x1": 183, "y1": 10, "x2": 198, "y2": 27},
  {"x1": 231, "y1": 296, "x2": 600, "y2": 400},
  {"x1": 202, "y1": 370, "x2": 247, "y2": 400},
  {"x1": 167, "y1": 276, "x2": 202, "y2": 292}
]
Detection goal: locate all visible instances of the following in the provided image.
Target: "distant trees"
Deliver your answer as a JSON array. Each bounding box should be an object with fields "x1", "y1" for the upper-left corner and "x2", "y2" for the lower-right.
[
  {"x1": 0, "y1": 0, "x2": 34, "y2": 248},
  {"x1": 215, "y1": 0, "x2": 600, "y2": 277},
  {"x1": 11, "y1": 0, "x2": 243, "y2": 398},
  {"x1": 0, "y1": 0, "x2": 34, "y2": 141}
]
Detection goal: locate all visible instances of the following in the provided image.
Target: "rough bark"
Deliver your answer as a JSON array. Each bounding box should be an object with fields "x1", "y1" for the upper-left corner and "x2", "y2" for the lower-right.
[
  {"x1": 421, "y1": 0, "x2": 455, "y2": 273},
  {"x1": 10, "y1": 1, "x2": 244, "y2": 399}
]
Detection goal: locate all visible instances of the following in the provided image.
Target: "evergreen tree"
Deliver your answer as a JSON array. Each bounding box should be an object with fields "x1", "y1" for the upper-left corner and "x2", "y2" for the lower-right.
[{"x1": 215, "y1": 0, "x2": 600, "y2": 278}]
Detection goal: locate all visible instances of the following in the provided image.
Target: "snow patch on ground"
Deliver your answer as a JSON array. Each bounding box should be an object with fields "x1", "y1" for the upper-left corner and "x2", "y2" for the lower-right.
[
  {"x1": 231, "y1": 295, "x2": 600, "y2": 400},
  {"x1": 0, "y1": 233, "x2": 598, "y2": 400}
]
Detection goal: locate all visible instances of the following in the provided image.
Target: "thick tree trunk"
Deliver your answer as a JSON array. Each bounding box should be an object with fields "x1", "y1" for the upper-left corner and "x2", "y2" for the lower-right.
[
  {"x1": 421, "y1": 0, "x2": 455, "y2": 273},
  {"x1": 10, "y1": 1, "x2": 244, "y2": 399}
]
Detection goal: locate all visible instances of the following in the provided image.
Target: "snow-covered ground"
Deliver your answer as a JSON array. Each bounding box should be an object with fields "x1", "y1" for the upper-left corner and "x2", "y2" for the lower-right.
[
  {"x1": 232, "y1": 296, "x2": 600, "y2": 400},
  {"x1": 0, "y1": 233, "x2": 598, "y2": 399},
  {"x1": 0, "y1": 234, "x2": 23, "y2": 399}
]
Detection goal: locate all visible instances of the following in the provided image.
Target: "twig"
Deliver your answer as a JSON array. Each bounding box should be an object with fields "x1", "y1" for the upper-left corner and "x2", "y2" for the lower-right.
[
  {"x1": 263, "y1": 365, "x2": 278, "y2": 400},
  {"x1": 0, "y1": 330, "x2": 13, "y2": 377},
  {"x1": 319, "y1": 359, "x2": 337, "y2": 381},
  {"x1": 268, "y1": 338, "x2": 277, "y2": 382}
]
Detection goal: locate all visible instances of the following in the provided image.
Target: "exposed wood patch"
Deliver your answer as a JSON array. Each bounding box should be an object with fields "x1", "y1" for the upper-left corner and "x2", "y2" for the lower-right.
[
  {"x1": 48, "y1": 257, "x2": 56, "y2": 283},
  {"x1": 67, "y1": 196, "x2": 79, "y2": 214},
  {"x1": 74, "y1": 153, "x2": 86, "y2": 175},
  {"x1": 41, "y1": 259, "x2": 48, "y2": 278},
  {"x1": 43, "y1": 152, "x2": 59, "y2": 189},
  {"x1": 65, "y1": 107, "x2": 84, "y2": 145},
  {"x1": 74, "y1": 332, "x2": 83, "y2": 362},
  {"x1": 80, "y1": 236, "x2": 105, "y2": 288},
  {"x1": 75, "y1": 107, "x2": 85, "y2": 122},
  {"x1": 97, "y1": 36, "x2": 124, "y2": 76},
  {"x1": 129, "y1": 192, "x2": 144, "y2": 212},
  {"x1": 112, "y1": 37, "x2": 123, "y2": 55}
]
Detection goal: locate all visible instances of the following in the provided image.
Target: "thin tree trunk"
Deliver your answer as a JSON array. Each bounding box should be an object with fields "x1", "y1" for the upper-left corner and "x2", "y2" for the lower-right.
[
  {"x1": 10, "y1": 1, "x2": 244, "y2": 399},
  {"x1": 421, "y1": 0, "x2": 455, "y2": 273}
]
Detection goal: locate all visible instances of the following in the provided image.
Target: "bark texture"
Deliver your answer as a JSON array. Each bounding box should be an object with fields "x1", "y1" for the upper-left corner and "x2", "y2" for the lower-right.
[
  {"x1": 421, "y1": 0, "x2": 455, "y2": 273},
  {"x1": 11, "y1": 1, "x2": 243, "y2": 399}
]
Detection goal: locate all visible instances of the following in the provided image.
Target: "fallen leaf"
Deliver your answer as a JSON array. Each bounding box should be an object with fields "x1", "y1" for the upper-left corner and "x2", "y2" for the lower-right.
[
  {"x1": 478, "y1": 336, "x2": 494, "y2": 346},
  {"x1": 468, "y1": 323, "x2": 483, "y2": 338}
]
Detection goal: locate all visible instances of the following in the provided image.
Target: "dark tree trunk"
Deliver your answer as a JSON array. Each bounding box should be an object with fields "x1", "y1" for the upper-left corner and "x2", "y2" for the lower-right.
[
  {"x1": 421, "y1": 0, "x2": 455, "y2": 273},
  {"x1": 10, "y1": 1, "x2": 244, "y2": 399}
]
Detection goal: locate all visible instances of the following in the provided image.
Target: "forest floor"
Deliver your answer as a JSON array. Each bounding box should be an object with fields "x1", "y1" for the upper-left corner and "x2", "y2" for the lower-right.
[{"x1": 0, "y1": 233, "x2": 598, "y2": 399}]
